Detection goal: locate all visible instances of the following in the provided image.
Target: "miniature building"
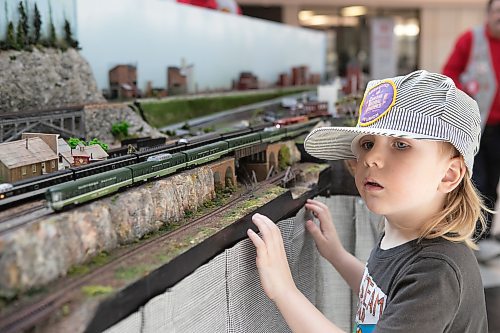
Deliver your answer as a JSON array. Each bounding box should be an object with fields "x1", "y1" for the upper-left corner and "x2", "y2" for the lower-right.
[
  {"x1": 303, "y1": 101, "x2": 328, "y2": 113},
  {"x1": 0, "y1": 137, "x2": 58, "y2": 183},
  {"x1": 167, "y1": 67, "x2": 187, "y2": 95},
  {"x1": 300, "y1": 101, "x2": 330, "y2": 118},
  {"x1": 109, "y1": 65, "x2": 138, "y2": 99},
  {"x1": 21, "y1": 133, "x2": 59, "y2": 155},
  {"x1": 235, "y1": 72, "x2": 258, "y2": 90},
  {"x1": 291, "y1": 65, "x2": 308, "y2": 86},
  {"x1": 71, "y1": 153, "x2": 90, "y2": 167},
  {"x1": 277, "y1": 73, "x2": 290, "y2": 87},
  {"x1": 343, "y1": 60, "x2": 362, "y2": 95},
  {"x1": 59, "y1": 142, "x2": 109, "y2": 168},
  {"x1": 145, "y1": 81, "x2": 168, "y2": 98},
  {"x1": 308, "y1": 73, "x2": 321, "y2": 85},
  {"x1": 22, "y1": 133, "x2": 79, "y2": 170},
  {"x1": 85, "y1": 144, "x2": 109, "y2": 161}
]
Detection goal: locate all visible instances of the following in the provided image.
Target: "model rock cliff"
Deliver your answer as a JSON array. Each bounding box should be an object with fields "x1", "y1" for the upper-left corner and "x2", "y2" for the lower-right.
[{"x1": 0, "y1": 48, "x2": 105, "y2": 112}]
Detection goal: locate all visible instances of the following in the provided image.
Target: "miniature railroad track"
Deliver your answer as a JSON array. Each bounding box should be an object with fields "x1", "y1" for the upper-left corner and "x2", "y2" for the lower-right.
[
  {"x1": 0, "y1": 172, "x2": 286, "y2": 333},
  {"x1": 0, "y1": 201, "x2": 51, "y2": 235}
]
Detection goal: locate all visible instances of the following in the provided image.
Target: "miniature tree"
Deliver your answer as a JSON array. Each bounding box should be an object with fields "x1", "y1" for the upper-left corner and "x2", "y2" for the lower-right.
[
  {"x1": 19, "y1": 2, "x2": 29, "y2": 40},
  {"x1": 47, "y1": 2, "x2": 57, "y2": 48},
  {"x1": 63, "y1": 19, "x2": 79, "y2": 49},
  {"x1": 48, "y1": 21, "x2": 56, "y2": 47},
  {"x1": 88, "y1": 138, "x2": 109, "y2": 152},
  {"x1": 67, "y1": 137, "x2": 85, "y2": 149},
  {"x1": 6, "y1": 22, "x2": 18, "y2": 50},
  {"x1": 16, "y1": 1, "x2": 28, "y2": 49},
  {"x1": 16, "y1": 21, "x2": 26, "y2": 49},
  {"x1": 33, "y1": 3, "x2": 42, "y2": 44},
  {"x1": 111, "y1": 121, "x2": 130, "y2": 140}
]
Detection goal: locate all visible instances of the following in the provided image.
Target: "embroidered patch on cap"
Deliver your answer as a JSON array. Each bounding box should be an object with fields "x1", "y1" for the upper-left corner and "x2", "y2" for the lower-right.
[{"x1": 358, "y1": 80, "x2": 397, "y2": 126}]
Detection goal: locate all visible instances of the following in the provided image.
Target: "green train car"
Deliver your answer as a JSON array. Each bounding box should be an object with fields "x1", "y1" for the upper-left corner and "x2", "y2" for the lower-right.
[
  {"x1": 184, "y1": 141, "x2": 229, "y2": 166},
  {"x1": 129, "y1": 152, "x2": 187, "y2": 182},
  {"x1": 225, "y1": 132, "x2": 261, "y2": 149},
  {"x1": 46, "y1": 168, "x2": 133, "y2": 210},
  {"x1": 260, "y1": 126, "x2": 287, "y2": 143}
]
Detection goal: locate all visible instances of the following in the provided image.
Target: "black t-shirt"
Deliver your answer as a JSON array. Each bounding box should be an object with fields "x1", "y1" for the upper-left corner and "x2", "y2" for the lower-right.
[{"x1": 355, "y1": 236, "x2": 488, "y2": 333}]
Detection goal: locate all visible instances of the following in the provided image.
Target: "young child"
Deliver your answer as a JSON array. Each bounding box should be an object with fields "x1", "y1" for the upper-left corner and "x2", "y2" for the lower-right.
[{"x1": 247, "y1": 70, "x2": 489, "y2": 332}]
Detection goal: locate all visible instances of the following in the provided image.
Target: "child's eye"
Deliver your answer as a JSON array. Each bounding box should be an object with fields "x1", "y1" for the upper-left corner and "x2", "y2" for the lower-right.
[
  {"x1": 360, "y1": 141, "x2": 374, "y2": 150},
  {"x1": 393, "y1": 141, "x2": 409, "y2": 150}
]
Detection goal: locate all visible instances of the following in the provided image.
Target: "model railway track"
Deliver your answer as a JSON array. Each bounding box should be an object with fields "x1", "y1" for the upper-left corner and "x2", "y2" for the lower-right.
[
  {"x1": 0, "y1": 201, "x2": 50, "y2": 235},
  {"x1": 0, "y1": 172, "x2": 285, "y2": 333},
  {"x1": 0, "y1": 200, "x2": 46, "y2": 223}
]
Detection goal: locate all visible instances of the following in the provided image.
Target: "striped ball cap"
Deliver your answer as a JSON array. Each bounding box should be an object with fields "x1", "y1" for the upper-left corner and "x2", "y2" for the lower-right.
[{"x1": 304, "y1": 70, "x2": 481, "y2": 176}]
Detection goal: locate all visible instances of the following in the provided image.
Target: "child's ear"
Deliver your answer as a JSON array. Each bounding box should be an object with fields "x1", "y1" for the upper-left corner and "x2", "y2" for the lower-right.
[{"x1": 439, "y1": 157, "x2": 466, "y2": 193}]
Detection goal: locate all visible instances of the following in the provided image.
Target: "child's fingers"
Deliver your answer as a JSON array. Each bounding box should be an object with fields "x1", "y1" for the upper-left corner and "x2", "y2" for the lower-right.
[
  {"x1": 252, "y1": 213, "x2": 281, "y2": 246},
  {"x1": 305, "y1": 201, "x2": 329, "y2": 220},
  {"x1": 252, "y1": 213, "x2": 287, "y2": 257},
  {"x1": 247, "y1": 229, "x2": 272, "y2": 269},
  {"x1": 305, "y1": 201, "x2": 334, "y2": 233},
  {"x1": 251, "y1": 213, "x2": 272, "y2": 239},
  {"x1": 247, "y1": 228, "x2": 265, "y2": 250},
  {"x1": 306, "y1": 198, "x2": 329, "y2": 211},
  {"x1": 305, "y1": 219, "x2": 326, "y2": 243},
  {"x1": 305, "y1": 200, "x2": 326, "y2": 214}
]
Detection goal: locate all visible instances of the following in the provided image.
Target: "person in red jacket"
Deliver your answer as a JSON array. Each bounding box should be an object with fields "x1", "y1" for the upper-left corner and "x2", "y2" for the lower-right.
[{"x1": 443, "y1": 0, "x2": 500, "y2": 240}]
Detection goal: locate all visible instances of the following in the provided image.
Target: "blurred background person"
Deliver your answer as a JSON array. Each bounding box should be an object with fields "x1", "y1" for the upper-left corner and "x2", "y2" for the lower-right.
[{"x1": 442, "y1": 0, "x2": 500, "y2": 240}]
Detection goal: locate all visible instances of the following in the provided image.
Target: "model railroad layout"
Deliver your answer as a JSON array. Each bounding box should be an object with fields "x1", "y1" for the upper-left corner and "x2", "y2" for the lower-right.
[{"x1": 0, "y1": 106, "x2": 332, "y2": 333}]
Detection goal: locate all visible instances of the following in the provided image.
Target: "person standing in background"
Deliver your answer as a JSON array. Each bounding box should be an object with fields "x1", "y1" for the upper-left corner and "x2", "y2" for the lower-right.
[{"x1": 443, "y1": 0, "x2": 500, "y2": 239}]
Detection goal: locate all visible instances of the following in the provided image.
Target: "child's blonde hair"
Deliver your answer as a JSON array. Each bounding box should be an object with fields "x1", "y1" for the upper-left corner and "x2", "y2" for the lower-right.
[{"x1": 419, "y1": 144, "x2": 489, "y2": 249}]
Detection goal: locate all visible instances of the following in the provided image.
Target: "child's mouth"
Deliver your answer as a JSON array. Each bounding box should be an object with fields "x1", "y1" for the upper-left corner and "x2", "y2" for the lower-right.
[{"x1": 364, "y1": 180, "x2": 384, "y2": 190}]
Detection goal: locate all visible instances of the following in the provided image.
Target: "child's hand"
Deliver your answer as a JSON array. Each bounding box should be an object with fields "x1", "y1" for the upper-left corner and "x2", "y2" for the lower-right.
[
  {"x1": 305, "y1": 199, "x2": 343, "y2": 263},
  {"x1": 247, "y1": 213, "x2": 297, "y2": 302}
]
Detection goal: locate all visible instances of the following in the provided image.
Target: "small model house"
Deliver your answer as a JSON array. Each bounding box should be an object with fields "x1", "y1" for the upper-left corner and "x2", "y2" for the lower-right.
[
  {"x1": 71, "y1": 151, "x2": 90, "y2": 167},
  {"x1": 59, "y1": 142, "x2": 108, "y2": 168},
  {"x1": 84, "y1": 144, "x2": 109, "y2": 161},
  {"x1": 0, "y1": 137, "x2": 58, "y2": 183}
]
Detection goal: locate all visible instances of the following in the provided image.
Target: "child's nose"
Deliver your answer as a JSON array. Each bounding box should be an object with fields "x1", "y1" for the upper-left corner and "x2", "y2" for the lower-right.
[{"x1": 363, "y1": 146, "x2": 385, "y2": 168}]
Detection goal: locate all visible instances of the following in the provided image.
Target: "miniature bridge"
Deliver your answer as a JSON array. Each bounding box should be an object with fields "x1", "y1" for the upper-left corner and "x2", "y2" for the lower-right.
[{"x1": 0, "y1": 105, "x2": 85, "y2": 143}]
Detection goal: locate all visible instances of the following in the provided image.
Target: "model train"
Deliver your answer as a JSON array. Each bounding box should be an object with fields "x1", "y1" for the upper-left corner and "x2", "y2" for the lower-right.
[
  {"x1": 0, "y1": 124, "x2": 268, "y2": 208},
  {"x1": 21, "y1": 119, "x2": 319, "y2": 211}
]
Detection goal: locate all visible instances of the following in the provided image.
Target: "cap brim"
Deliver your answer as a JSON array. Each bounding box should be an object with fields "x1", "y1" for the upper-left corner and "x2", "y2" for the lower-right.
[{"x1": 304, "y1": 126, "x2": 442, "y2": 161}]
